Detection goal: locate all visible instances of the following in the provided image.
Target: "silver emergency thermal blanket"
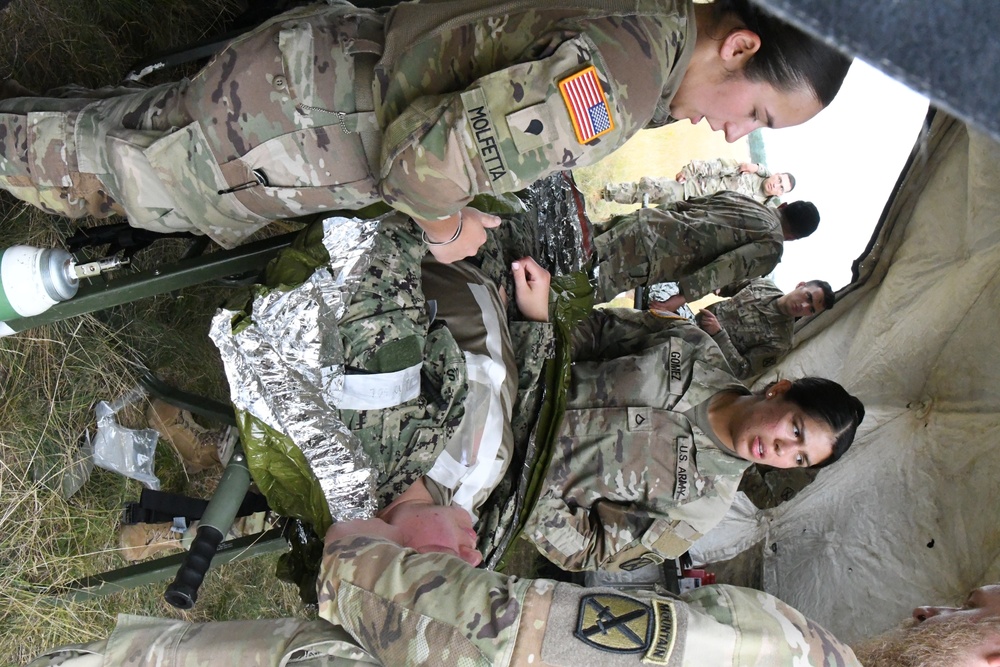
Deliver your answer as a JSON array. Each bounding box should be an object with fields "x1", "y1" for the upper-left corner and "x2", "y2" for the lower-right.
[{"x1": 209, "y1": 216, "x2": 382, "y2": 522}]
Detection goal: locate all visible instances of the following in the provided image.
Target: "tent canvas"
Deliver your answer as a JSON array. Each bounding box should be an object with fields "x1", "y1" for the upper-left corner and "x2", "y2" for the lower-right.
[{"x1": 754, "y1": 112, "x2": 1000, "y2": 643}]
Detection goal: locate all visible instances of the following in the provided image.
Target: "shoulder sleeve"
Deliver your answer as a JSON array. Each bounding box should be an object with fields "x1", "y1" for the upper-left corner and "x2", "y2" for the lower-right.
[
  {"x1": 683, "y1": 585, "x2": 862, "y2": 666},
  {"x1": 711, "y1": 328, "x2": 754, "y2": 380},
  {"x1": 318, "y1": 535, "x2": 531, "y2": 667},
  {"x1": 378, "y1": 14, "x2": 685, "y2": 220},
  {"x1": 524, "y1": 496, "x2": 657, "y2": 571},
  {"x1": 570, "y1": 308, "x2": 697, "y2": 361},
  {"x1": 677, "y1": 240, "x2": 783, "y2": 302},
  {"x1": 733, "y1": 336, "x2": 789, "y2": 380}
]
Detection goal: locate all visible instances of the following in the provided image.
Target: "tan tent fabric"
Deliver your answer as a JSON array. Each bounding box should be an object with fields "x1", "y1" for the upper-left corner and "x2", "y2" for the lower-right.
[{"x1": 754, "y1": 113, "x2": 1000, "y2": 643}]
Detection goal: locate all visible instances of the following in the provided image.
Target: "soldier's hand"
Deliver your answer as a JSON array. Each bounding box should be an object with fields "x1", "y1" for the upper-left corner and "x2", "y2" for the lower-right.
[
  {"x1": 739, "y1": 162, "x2": 759, "y2": 174},
  {"x1": 511, "y1": 256, "x2": 551, "y2": 322},
  {"x1": 650, "y1": 293, "x2": 687, "y2": 315},
  {"x1": 419, "y1": 207, "x2": 501, "y2": 264},
  {"x1": 675, "y1": 172, "x2": 686, "y2": 183},
  {"x1": 697, "y1": 310, "x2": 722, "y2": 335}
]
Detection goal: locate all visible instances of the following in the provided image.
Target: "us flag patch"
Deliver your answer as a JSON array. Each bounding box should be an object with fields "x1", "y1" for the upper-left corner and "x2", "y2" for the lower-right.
[{"x1": 558, "y1": 65, "x2": 615, "y2": 144}]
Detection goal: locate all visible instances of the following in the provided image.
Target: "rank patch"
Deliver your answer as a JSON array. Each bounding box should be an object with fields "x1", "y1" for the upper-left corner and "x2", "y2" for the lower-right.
[
  {"x1": 558, "y1": 66, "x2": 615, "y2": 144},
  {"x1": 575, "y1": 594, "x2": 652, "y2": 654}
]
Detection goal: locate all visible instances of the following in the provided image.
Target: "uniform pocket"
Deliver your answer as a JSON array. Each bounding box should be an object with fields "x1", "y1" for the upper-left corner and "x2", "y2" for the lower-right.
[
  {"x1": 271, "y1": 11, "x2": 378, "y2": 188},
  {"x1": 237, "y1": 125, "x2": 373, "y2": 189},
  {"x1": 143, "y1": 122, "x2": 270, "y2": 248},
  {"x1": 24, "y1": 112, "x2": 75, "y2": 187}
]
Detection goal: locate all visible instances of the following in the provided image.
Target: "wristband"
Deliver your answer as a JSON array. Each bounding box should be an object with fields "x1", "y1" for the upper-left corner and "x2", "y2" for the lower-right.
[{"x1": 422, "y1": 211, "x2": 464, "y2": 246}]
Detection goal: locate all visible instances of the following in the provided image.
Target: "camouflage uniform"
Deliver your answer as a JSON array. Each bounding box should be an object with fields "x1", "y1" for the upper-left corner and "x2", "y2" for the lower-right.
[
  {"x1": 604, "y1": 158, "x2": 782, "y2": 207},
  {"x1": 25, "y1": 617, "x2": 379, "y2": 667},
  {"x1": 0, "y1": 0, "x2": 695, "y2": 247},
  {"x1": 704, "y1": 277, "x2": 794, "y2": 380},
  {"x1": 315, "y1": 535, "x2": 862, "y2": 666},
  {"x1": 591, "y1": 191, "x2": 785, "y2": 303},
  {"x1": 244, "y1": 214, "x2": 542, "y2": 518},
  {"x1": 27, "y1": 535, "x2": 861, "y2": 666},
  {"x1": 525, "y1": 309, "x2": 751, "y2": 571}
]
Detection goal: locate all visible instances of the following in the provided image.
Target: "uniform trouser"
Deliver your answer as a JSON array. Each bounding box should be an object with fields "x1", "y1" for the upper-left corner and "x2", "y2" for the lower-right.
[
  {"x1": 602, "y1": 177, "x2": 684, "y2": 206},
  {"x1": 0, "y1": 2, "x2": 384, "y2": 248},
  {"x1": 26, "y1": 616, "x2": 378, "y2": 666}
]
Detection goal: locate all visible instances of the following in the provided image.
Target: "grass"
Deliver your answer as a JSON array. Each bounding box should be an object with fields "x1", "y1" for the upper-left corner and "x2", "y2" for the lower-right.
[
  {"x1": 0, "y1": 1, "x2": 305, "y2": 664},
  {"x1": 0, "y1": 211, "x2": 305, "y2": 666},
  {"x1": 0, "y1": 1, "x2": 750, "y2": 662}
]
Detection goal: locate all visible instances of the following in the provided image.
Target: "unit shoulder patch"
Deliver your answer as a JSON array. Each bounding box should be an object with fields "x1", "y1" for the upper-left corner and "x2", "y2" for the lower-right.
[{"x1": 575, "y1": 593, "x2": 652, "y2": 654}]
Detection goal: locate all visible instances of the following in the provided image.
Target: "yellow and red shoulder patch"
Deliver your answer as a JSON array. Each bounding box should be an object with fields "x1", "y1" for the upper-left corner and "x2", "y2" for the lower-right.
[{"x1": 558, "y1": 65, "x2": 615, "y2": 144}]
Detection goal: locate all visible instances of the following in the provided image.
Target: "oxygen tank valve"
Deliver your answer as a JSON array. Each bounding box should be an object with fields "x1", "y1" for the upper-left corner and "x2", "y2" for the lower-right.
[{"x1": 0, "y1": 245, "x2": 127, "y2": 329}]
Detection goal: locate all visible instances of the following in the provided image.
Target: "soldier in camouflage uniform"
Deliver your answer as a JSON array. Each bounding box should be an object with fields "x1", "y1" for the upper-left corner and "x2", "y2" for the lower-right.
[
  {"x1": 0, "y1": 0, "x2": 698, "y2": 252},
  {"x1": 0, "y1": 0, "x2": 851, "y2": 260},
  {"x1": 525, "y1": 309, "x2": 750, "y2": 572},
  {"x1": 27, "y1": 513, "x2": 863, "y2": 666},
  {"x1": 603, "y1": 158, "x2": 794, "y2": 207},
  {"x1": 523, "y1": 310, "x2": 863, "y2": 571},
  {"x1": 694, "y1": 277, "x2": 836, "y2": 380},
  {"x1": 590, "y1": 191, "x2": 820, "y2": 306}
]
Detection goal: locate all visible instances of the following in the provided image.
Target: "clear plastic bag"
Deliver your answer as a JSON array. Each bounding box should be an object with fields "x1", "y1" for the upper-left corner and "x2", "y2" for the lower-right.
[{"x1": 91, "y1": 386, "x2": 161, "y2": 489}]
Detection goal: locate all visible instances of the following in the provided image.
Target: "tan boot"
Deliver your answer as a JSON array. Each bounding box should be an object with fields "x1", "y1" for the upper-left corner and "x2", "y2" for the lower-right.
[
  {"x1": 146, "y1": 400, "x2": 233, "y2": 474},
  {"x1": 229, "y1": 511, "x2": 270, "y2": 537},
  {"x1": 0, "y1": 78, "x2": 37, "y2": 100},
  {"x1": 119, "y1": 522, "x2": 184, "y2": 561}
]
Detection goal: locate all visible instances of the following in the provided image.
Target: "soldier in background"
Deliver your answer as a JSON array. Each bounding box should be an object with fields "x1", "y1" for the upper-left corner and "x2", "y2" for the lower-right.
[
  {"x1": 686, "y1": 277, "x2": 836, "y2": 380},
  {"x1": 0, "y1": 0, "x2": 851, "y2": 262},
  {"x1": 603, "y1": 158, "x2": 795, "y2": 208},
  {"x1": 27, "y1": 507, "x2": 864, "y2": 667},
  {"x1": 590, "y1": 192, "x2": 819, "y2": 307}
]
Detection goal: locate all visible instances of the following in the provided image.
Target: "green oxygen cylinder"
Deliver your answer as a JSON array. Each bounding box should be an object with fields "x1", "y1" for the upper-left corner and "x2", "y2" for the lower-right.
[{"x1": 0, "y1": 245, "x2": 79, "y2": 335}]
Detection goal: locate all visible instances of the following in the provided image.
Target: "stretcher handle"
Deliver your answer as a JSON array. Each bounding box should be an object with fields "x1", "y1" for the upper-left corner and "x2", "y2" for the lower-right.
[
  {"x1": 164, "y1": 525, "x2": 224, "y2": 609},
  {"x1": 163, "y1": 447, "x2": 251, "y2": 609}
]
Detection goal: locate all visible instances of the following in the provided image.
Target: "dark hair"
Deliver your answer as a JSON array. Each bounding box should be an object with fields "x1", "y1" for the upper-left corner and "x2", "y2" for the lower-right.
[
  {"x1": 805, "y1": 279, "x2": 835, "y2": 310},
  {"x1": 785, "y1": 172, "x2": 797, "y2": 192},
  {"x1": 715, "y1": 0, "x2": 852, "y2": 106},
  {"x1": 777, "y1": 377, "x2": 865, "y2": 467},
  {"x1": 780, "y1": 200, "x2": 819, "y2": 239}
]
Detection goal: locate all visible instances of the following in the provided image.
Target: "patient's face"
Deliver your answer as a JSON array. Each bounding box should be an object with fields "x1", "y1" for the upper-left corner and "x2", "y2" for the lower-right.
[
  {"x1": 854, "y1": 585, "x2": 1000, "y2": 667},
  {"x1": 914, "y1": 585, "x2": 1000, "y2": 625},
  {"x1": 387, "y1": 503, "x2": 483, "y2": 567}
]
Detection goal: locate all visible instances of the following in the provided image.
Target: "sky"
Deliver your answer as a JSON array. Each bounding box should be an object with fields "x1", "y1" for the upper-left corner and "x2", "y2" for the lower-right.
[{"x1": 761, "y1": 60, "x2": 930, "y2": 292}]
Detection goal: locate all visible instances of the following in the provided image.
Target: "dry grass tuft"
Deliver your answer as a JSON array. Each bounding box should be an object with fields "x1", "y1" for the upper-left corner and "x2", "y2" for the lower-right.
[{"x1": 0, "y1": 1, "x2": 303, "y2": 663}]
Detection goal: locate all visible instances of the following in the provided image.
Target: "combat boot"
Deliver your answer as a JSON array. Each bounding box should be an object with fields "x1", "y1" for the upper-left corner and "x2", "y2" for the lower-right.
[
  {"x1": 146, "y1": 400, "x2": 236, "y2": 474},
  {"x1": 0, "y1": 78, "x2": 37, "y2": 100},
  {"x1": 118, "y1": 512, "x2": 271, "y2": 562}
]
